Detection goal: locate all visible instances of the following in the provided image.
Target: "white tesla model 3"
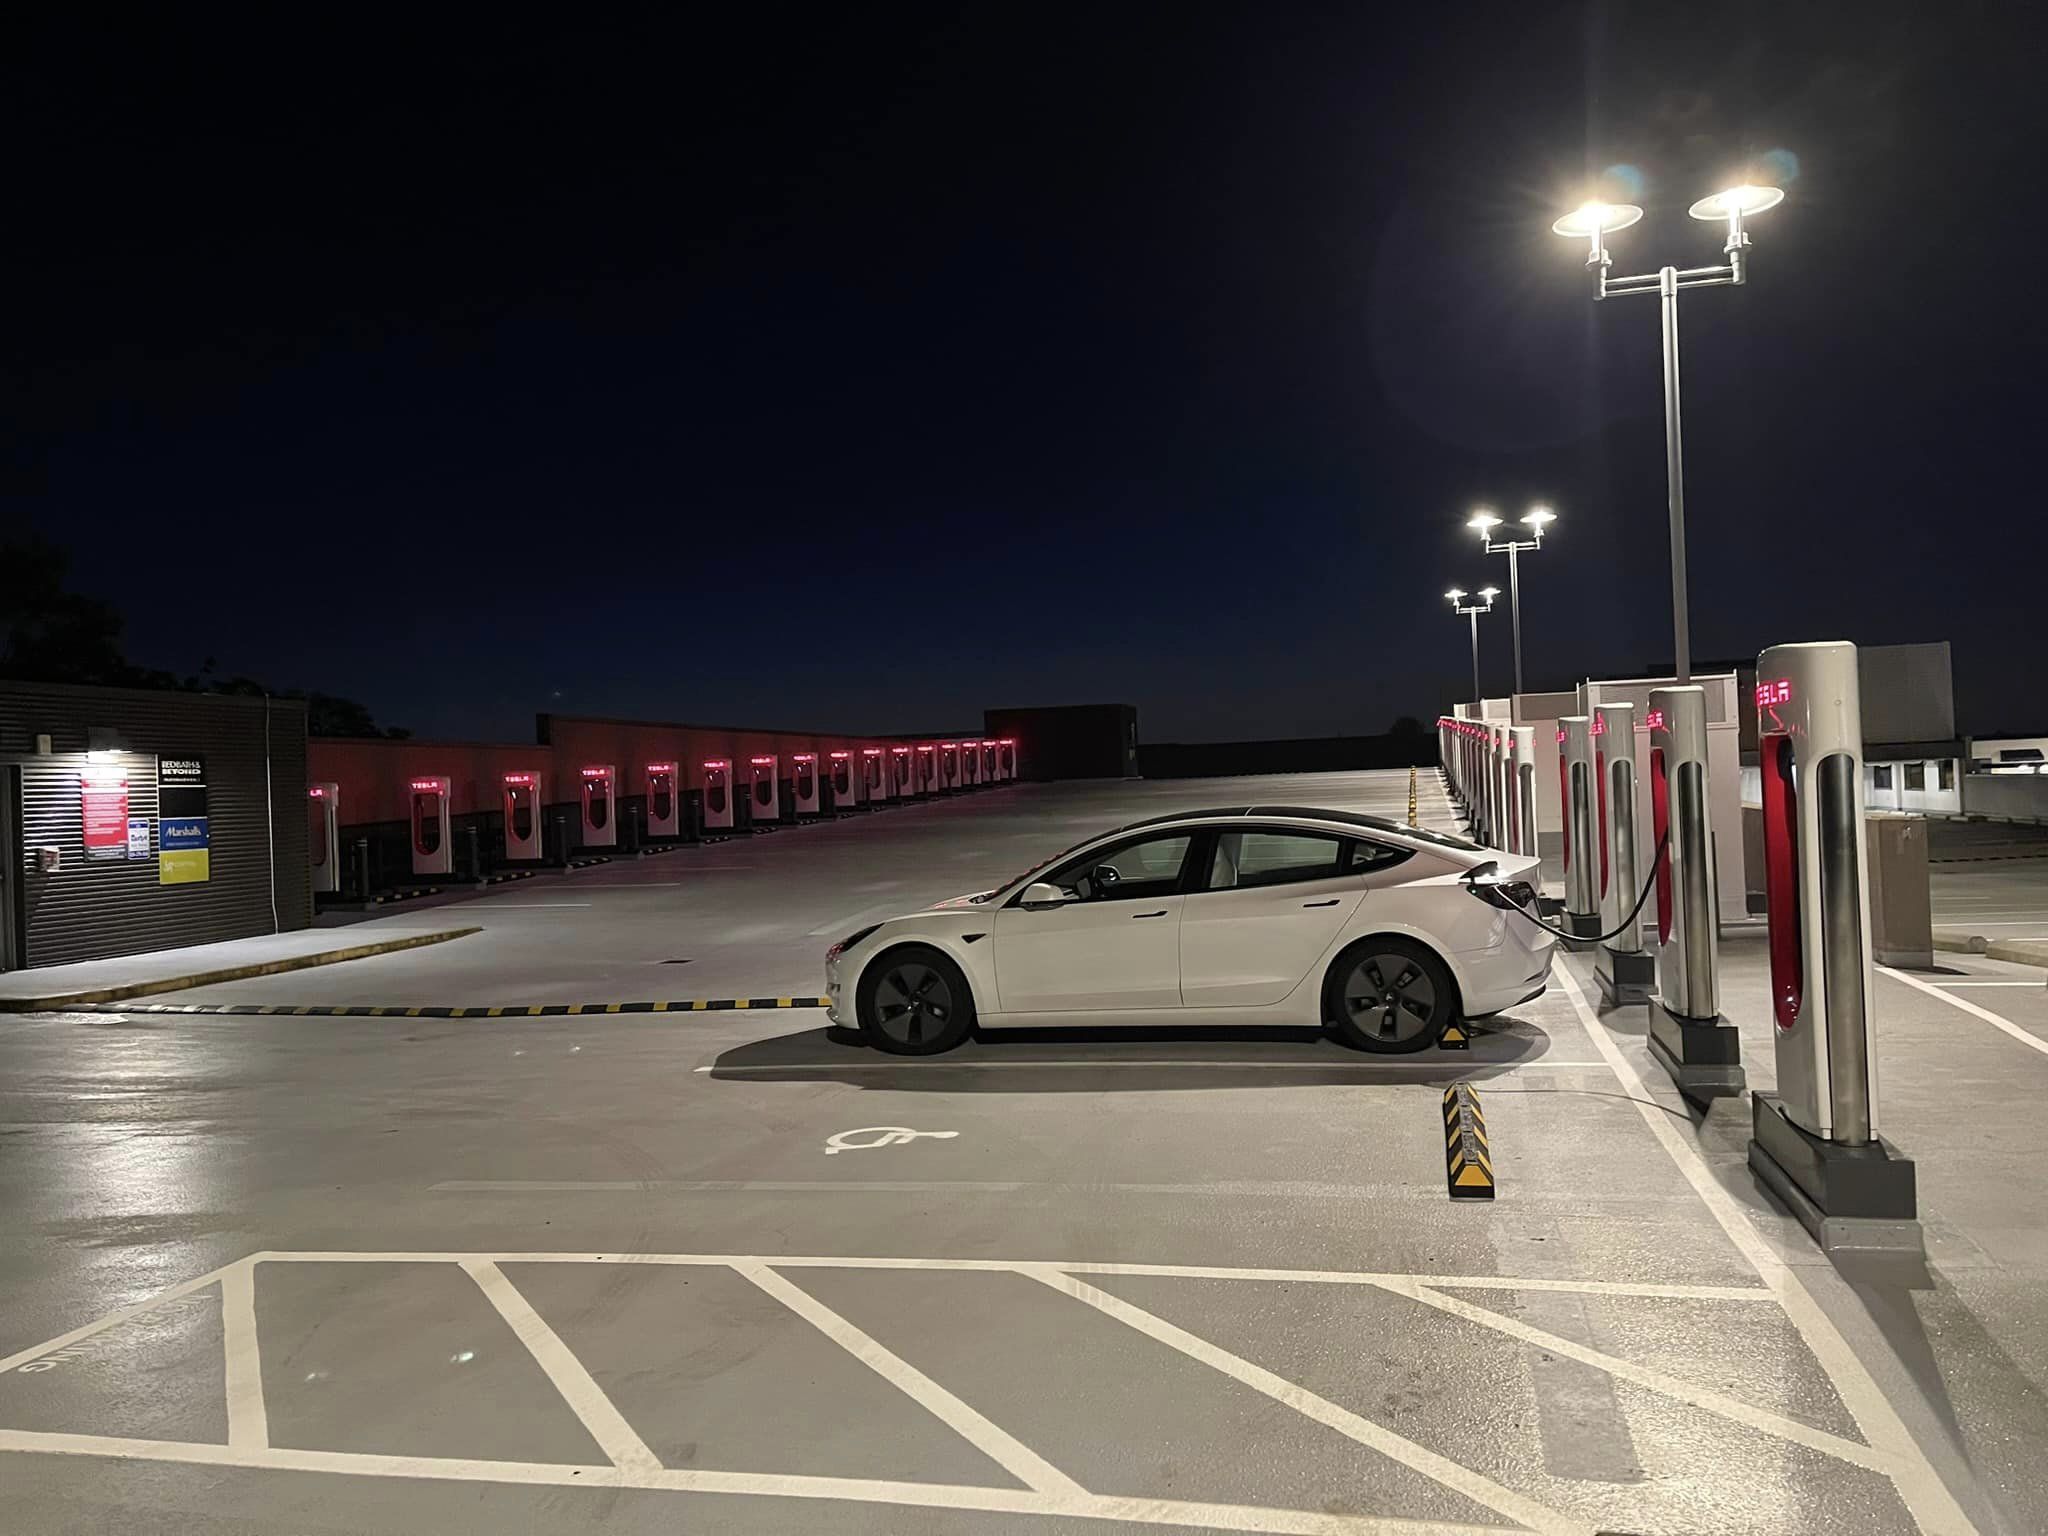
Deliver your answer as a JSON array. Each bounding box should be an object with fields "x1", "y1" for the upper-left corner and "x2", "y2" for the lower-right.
[{"x1": 824, "y1": 806, "x2": 1552, "y2": 1055}]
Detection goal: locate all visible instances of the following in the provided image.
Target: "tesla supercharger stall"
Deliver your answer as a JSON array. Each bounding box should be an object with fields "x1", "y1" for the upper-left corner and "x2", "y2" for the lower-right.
[
  {"x1": 702, "y1": 759, "x2": 734, "y2": 832},
  {"x1": 915, "y1": 745, "x2": 938, "y2": 797},
  {"x1": 502, "y1": 772, "x2": 544, "y2": 861},
  {"x1": 1644, "y1": 686, "x2": 1744, "y2": 1101},
  {"x1": 579, "y1": 765, "x2": 617, "y2": 850},
  {"x1": 309, "y1": 783, "x2": 340, "y2": 894},
  {"x1": 1480, "y1": 727, "x2": 1497, "y2": 849},
  {"x1": 1559, "y1": 717, "x2": 1600, "y2": 939},
  {"x1": 939, "y1": 743, "x2": 962, "y2": 792},
  {"x1": 1593, "y1": 703, "x2": 1656, "y2": 1005},
  {"x1": 996, "y1": 738, "x2": 1017, "y2": 781},
  {"x1": 1510, "y1": 726, "x2": 1538, "y2": 858},
  {"x1": 645, "y1": 762, "x2": 681, "y2": 840},
  {"x1": 826, "y1": 750, "x2": 860, "y2": 812},
  {"x1": 748, "y1": 756, "x2": 781, "y2": 828},
  {"x1": 1499, "y1": 729, "x2": 1515, "y2": 856},
  {"x1": 409, "y1": 776, "x2": 453, "y2": 878},
  {"x1": 873, "y1": 747, "x2": 900, "y2": 803},
  {"x1": 791, "y1": 753, "x2": 822, "y2": 816},
  {"x1": 961, "y1": 744, "x2": 982, "y2": 788},
  {"x1": 979, "y1": 741, "x2": 997, "y2": 783},
  {"x1": 1748, "y1": 641, "x2": 1919, "y2": 1251}
]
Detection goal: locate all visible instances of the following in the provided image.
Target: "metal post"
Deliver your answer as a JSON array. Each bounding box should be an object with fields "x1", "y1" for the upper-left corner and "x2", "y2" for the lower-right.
[
  {"x1": 1467, "y1": 609, "x2": 1481, "y2": 701},
  {"x1": 1659, "y1": 265, "x2": 1691, "y2": 684},
  {"x1": 1506, "y1": 543, "x2": 1524, "y2": 695}
]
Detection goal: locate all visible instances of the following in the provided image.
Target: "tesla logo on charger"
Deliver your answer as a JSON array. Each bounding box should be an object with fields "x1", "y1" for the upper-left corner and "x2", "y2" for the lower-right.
[{"x1": 824, "y1": 1127, "x2": 960, "y2": 1155}]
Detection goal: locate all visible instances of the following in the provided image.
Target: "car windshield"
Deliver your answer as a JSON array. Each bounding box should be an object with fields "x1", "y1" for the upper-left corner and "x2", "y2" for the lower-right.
[{"x1": 990, "y1": 831, "x2": 1114, "y2": 895}]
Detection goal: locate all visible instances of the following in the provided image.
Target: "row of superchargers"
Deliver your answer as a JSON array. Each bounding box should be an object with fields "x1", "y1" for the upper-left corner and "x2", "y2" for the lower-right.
[
  {"x1": 1438, "y1": 641, "x2": 1920, "y2": 1254},
  {"x1": 308, "y1": 739, "x2": 1019, "y2": 889}
]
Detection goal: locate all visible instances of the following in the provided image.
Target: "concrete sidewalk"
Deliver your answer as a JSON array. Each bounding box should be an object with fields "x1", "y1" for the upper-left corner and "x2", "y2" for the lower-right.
[{"x1": 0, "y1": 924, "x2": 480, "y2": 1011}]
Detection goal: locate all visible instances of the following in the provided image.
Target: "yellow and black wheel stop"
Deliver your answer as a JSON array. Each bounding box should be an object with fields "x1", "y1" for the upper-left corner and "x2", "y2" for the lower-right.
[{"x1": 1443, "y1": 1083, "x2": 1494, "y2": 1200}]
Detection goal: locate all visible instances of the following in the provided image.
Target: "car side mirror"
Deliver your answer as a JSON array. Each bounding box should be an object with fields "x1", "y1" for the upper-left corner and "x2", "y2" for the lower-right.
[{"x1": 1019, "y1": 881, "x2": 1073, "y2": 908}]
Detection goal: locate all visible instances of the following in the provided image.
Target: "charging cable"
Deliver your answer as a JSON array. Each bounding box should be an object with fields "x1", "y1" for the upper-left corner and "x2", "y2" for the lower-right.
[{"x1": 1470, "y1": 834, "x2": 1670, "y2": 946}]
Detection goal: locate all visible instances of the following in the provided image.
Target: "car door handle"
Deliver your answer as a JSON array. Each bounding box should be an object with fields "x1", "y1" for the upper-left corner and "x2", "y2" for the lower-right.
[
  {"x1": 1301, "y1": 898, "x2": 1341, "y2": 908},
  {"x1": 1131, "y1": 909, "x2": 1170, "y2": 919}
]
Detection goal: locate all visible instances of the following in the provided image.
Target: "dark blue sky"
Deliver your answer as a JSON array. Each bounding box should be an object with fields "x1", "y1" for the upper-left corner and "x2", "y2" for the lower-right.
[{"x1": 7, "y1": 5, "x2": 2037, "y2": 741}]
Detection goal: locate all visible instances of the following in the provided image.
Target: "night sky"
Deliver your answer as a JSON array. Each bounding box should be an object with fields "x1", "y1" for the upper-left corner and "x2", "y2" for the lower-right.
[{"x1": 8, "y1": 5, "x2": 2038, "y2": 743}]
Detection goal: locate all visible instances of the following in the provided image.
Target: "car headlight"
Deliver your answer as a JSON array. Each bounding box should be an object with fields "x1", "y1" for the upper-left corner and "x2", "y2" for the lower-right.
[{"x1": 826, "y1": 924, "x2": 882, "y2": 960}]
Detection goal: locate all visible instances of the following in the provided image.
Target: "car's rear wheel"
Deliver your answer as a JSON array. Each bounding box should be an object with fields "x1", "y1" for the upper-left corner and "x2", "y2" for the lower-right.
[
  {"x1": 857, "y1": 945, "x2": 976, "y2": 1055},
  {"x1": 1324, "y1": 937, "x2": 1457, "y2": 1053}
]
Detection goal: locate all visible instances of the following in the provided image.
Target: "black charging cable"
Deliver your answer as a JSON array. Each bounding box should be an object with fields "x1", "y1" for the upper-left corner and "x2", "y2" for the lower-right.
[{"x1": 1467, "y1": 833, "x2": 1670, "y2": 946}]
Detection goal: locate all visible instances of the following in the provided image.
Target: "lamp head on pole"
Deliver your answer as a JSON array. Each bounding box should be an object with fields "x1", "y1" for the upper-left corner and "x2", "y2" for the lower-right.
[
  {"x1": 1688, "y1": 182, "x2": 1784, "y2": 255},
  {"x1": 1551, "y1": 200, "x2": 1643, "y2": 270},
  {"x1": 1467, "y1": 510, "x2": 1502, "y2": 546},
  {"x1": 1521, "y1": 505, "x2": 1556, "y2": 543},
  {"x1": 1444, "y1": 587, "x2": 1466, "y2": 605},
  {"x1": 1478, "y1": 586, "x2": 1500, "y2": 608}
]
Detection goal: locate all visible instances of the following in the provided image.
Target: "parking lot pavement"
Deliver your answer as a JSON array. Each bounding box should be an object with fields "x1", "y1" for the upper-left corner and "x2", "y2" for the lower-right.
[
  {"x1": 2, "y1": 768, "x2": 2045, "y2": 1533},
  {"x1": 163, "y1": 771, "x2": 1450, "y2": 1009}
]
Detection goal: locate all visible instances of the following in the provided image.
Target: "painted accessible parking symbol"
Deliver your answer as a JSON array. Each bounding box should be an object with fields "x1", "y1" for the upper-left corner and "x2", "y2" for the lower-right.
[{"x1": 823, "y1": 1127, "x2": 960, "y2": 1155}]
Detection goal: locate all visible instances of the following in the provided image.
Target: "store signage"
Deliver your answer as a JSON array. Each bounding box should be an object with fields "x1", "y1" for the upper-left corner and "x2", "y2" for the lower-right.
[
  {"x1": 80, "y1": 765, "x2": 130, "y2": 860},
  {"x1": 158, "y1": 756, "x2": 210, "y2": 885}
]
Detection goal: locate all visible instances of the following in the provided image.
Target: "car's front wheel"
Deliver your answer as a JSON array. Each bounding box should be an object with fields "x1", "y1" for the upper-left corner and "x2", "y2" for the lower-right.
[
  {"x1": 1324, "y1": 937, "x2": 1457, "y2": 1053},
  {"x1": 857, "y1": 945, "x2": 976, "y2": 1055}
]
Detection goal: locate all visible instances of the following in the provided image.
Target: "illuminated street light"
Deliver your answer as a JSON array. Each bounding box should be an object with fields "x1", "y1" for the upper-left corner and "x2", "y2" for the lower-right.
[
  {"x1": 1555, "y1": 179, "x2": 1783, "y2": 681},
  {"x1": 1469, "y1": 503, "x2": 1556, "y2": 694},
  {"x1": 1446, "y1": 585, "x2": 1498, "y2": 702}
]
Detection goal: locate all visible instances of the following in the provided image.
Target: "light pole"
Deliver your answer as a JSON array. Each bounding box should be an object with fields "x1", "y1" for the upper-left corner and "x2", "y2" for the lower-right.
[
  {"x1": 1444, "y1": 586, "x2": 1499, "y2": 702},
  {"x1": 1553, "y1": 183, "x2": 1783, "y2": 683},
  {"x1": 1467, "y1": 504, "x2": 1555, "y2": 695}
]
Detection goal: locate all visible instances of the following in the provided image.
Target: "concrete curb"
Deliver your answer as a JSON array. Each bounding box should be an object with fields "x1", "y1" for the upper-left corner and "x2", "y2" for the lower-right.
[
  {"x1": 0, "y1": 927, "x2": 485, "y2": 1012},
  {"x1": 1933, "y1": 928, "x2": 2048, "y2": 970}
]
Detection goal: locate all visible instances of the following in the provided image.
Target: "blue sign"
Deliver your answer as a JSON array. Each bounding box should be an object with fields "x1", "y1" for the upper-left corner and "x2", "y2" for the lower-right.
[{"x1": 160, "y1": 817, "x2": 210, "y2": 851}]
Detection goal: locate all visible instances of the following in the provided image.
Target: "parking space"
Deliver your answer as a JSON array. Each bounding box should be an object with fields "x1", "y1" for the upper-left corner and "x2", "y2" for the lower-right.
[{"x1": 2, "y1": 768, "x2": 2044, "y2": 1532}]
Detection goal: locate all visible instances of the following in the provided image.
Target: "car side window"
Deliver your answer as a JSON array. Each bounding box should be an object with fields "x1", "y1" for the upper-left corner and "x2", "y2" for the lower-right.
[
  {"x1": 1057, "y1": 833, "x2": 1193, "y2": 902},
  {"x1": 1346, "y1": 840, "x2": 1414, "y2": 874},
  {"x1": 1208, "y1": 830, "x2": 1347, "y2": 890}
]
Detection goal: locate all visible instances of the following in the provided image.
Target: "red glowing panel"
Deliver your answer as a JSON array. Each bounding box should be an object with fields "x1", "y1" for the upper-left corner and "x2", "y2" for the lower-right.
[
  {"x1": 308, "y1": 786, "x2": 327, "y2": 798},
  {"x1": 1755, "y1": 678, "x2": 1792, "y2": 707},
  {"x1": 940, "y1": 742, "x2": 957, "y2": 749},
  {"x1": 581, "y1": 767, "x2": 611, "y2": 780},
  {"x1": 891, "y1": 747, "x2": 909, "y2": 755},
  {"x1": 409, "y1": 779, "x2": 446, "y2": 792},
  {"x1": 830, "y1": 751, "x2": 851, "y2": 759},
  {"x1": 647, "y1": 762, "x2": 676, "y2": 774},
  {"x1": 1590, "y1": 716, "x2": 1606, "y2": 736},
  {"x1": 750, "y1": 756, "x2": 774, "y2": 766},
  {"x1": 1000, "y1": 739, "x2": 1016, "y2": 746},
  {"x1": 1644, "y1": 708, "x2": 1666, "y2": 732},
  {"x1": 793, "y1": 753, "x2": 815, "y2": 762},
  {"x1": 703, "y1": 761, "x2": 728, "y2": 771},
  {"x1": 503, "y1": 773, "x2": 536, "y2": 786},
  {"x1": 1556, "y1": 729, "x2": 1566, "y2": 745}
]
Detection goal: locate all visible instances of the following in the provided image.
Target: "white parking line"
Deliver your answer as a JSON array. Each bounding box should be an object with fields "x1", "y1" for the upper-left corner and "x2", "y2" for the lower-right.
[
  {"x1": 0, "y1": 1429, "x2": 1523, "y2": 1536},
  {"x1": 1880, "y1": 966, "x2": 2048, "y2": 1059},
  {"x1": 1023, "y1": 1267, "x2": 1582, "y2": 1536},
  {"x1": 0, "y1": 1261, "x2": 235, "y2": 1376},
  {"x1": 462, "y1": 1259, "x2": 660, "y2": 1475},
  {"x1": 1552, "y1": 962, "x2": 1979, "y2": 1535},
  {"x1": 1382, "y1": 1280, "x2": 1888, "y2": 1472},
  {"x1": 220, "y1": 1261, "x2": 268, "y2": 1450},
  {"x1": 732, "y1": 1260, "x2": 1084, "y2": 1497}
]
